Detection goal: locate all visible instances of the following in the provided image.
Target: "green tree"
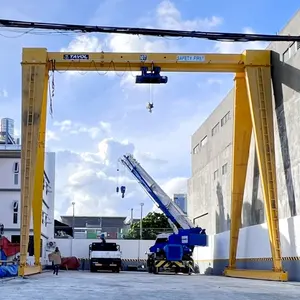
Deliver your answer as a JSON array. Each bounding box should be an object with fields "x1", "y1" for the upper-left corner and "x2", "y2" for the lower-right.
[{"x1": 124, "y1": 212, "x2": 172, "y2": 240}]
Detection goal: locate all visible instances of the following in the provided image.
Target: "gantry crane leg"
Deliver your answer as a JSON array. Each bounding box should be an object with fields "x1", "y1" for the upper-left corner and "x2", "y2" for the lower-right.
[
  {"x1": 226, "y1": 73, "x2": 252, "y2": 270},
  {"x1": 225, "y1": 51, "x2": 288, "y2": 281},
  {"x1": 32, "y1": 72, "x2": 48, "y2": 271},
  {"x1": 19, "y1": 48, "x2": 48, "y2": 277}
]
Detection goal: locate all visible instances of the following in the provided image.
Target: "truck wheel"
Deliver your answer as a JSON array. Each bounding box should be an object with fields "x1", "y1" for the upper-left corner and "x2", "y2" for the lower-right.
[{"x1": 90, "y1": 266, "x2": 96, "y2": 273}]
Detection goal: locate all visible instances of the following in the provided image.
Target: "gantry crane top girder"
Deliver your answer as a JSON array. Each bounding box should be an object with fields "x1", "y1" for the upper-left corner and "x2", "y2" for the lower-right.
[{"x1": 22, "y1": 48, "x2": 270, "y2": 72}]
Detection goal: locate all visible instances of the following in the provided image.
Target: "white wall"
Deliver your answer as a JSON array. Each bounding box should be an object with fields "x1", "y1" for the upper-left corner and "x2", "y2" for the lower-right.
[
  {"x1": 0, "y1": 191, "x2": 22, "y2": 229},
  {"x1": 43, "y1": 152, "x2": 56, "y2": 239},
  {"x1": 0, "y1": 151, "x2": 56, "y2": 241},
  {"x1": 54, "y1": 217, "x2": 300, "y2": 261},
  {"x1": 0, "y1": 158, "x2": 20, "y2": 190},
  {"x1": 193, "y1": 215, "x2": 300, "y2": 262},
  {"x1": 54, "y1": 239, "x2": 155, "y2": 260}
]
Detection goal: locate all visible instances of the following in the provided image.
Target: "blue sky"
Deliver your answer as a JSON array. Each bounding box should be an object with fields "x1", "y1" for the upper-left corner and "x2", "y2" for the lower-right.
[{"x1": 0, "y1": 0, "x2": 299, "y2": 220}]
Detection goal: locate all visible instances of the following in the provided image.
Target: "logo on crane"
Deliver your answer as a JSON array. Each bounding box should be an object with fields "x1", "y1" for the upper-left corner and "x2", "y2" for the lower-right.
[{"x1": 63, "y1": 54, "x2": 90, "y2": 60}]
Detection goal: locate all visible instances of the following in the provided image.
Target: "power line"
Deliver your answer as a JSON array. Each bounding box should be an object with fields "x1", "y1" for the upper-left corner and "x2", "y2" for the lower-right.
[{"x1": 1, "y1": 18, "x2": 300, "y2": 42}]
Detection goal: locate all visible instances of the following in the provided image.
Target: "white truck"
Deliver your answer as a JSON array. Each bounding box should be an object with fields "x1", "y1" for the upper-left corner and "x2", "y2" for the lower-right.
[{"x1": 89, "y1": 241, "x2": 122, "y2": 273}]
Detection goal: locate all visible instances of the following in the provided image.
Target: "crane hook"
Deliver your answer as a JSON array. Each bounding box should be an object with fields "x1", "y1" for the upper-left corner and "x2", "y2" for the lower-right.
[{"x1": 147, "y1": 102, "x2": 154, "y2": 113}]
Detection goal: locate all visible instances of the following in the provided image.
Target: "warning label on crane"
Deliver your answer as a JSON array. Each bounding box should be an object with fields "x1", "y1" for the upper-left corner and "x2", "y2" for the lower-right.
[{"x1": 177, "y1": 55, "x2": 205, "y2": 62}]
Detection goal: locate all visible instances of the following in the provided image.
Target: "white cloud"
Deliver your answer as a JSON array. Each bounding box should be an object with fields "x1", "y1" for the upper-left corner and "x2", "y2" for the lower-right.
[
  {"x1": 99, "y1": 121, "x2": 111, "y2": 133},
  {"x1": 60, "y1": 35, "x2": 105, "y2": 77},
  {"x1": 54, "y1": 137, "x2": 175, "y2": 217},
  {"x1": 152, "y1": 177, "x2": 188, "y2": 212},
  {"x1": 215, "y1": 27, "x2": 268, "y2": 53},
  {"x1": 54, "y1": 210, "x2": 61, "y2": 222},
  {"x1": 61, "y1": 0, "x2": 224, "y2": 87},
  {"x1": 52, "y1": 119, "x2": 111, "y2": 139},
  {"x1": 46, "y1": 130, "x2": 60, "y2": 141},
  {"x1": 53, "y1": 120, "x2": 72, "y2": 131},
  {"x1": 61, "y1": 35, "x2": 103, "y2": 53},
  {"x1": 156, "y1": 0, "x2": 223, "y2": 30},
  {"x1": 162, "y1": 177, "x2": 188, "y2": 197},
  {"x1": 207, "y1": 78, "x2": 223, "y2": 85}
]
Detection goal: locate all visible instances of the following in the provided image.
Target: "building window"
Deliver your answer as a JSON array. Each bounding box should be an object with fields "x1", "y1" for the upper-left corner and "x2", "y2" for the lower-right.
[
  {"x1": 221, "y1": 111, "x2": 231, "y2": 127},
  {"x1": 13, "y1": 162, "x2": 19, "y2": 185},
  {"x1": 14, "y1": 173, "x2": 19, "y2": 185},
  {"x1": 283, "y1": 41, "x2": 299, "y2": 62},
  {"x1": 200, "y1": 135, "x2": 208, "y2": 147},
  {"x1": 193, "y1": 143, "x2": 200, "y2": 154},
  {"x1": 13, "y1": 162, "x2": 19, "y2": 173},
  {"x1": 222, "y1": 163, "x2": 228, "y2": 175},
  {"x1": 13, "y1": 201, "x2": 18, "y2": 224},
  {"x1": 42, "y1": 212, "x2": 48, "y2": 226},
  {"x1": 211, "y1": 123, "x2": 220, "y2": 136},
  {"x1": 213, "y1": 169, "x2": 219, "y2": 180},
  {"x1": 282, "y1": 49, "x2": 289, "y2": 62}
]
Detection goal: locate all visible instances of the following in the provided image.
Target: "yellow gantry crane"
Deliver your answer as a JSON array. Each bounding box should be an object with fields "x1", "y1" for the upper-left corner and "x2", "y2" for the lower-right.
[{"x1": 19, "y1": 48, "x2": 287, "y2": 281}]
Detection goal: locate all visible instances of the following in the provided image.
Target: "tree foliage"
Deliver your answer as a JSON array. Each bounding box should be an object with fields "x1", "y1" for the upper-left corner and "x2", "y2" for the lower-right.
[{"x1": 123, "y1": 212, "x2": 172, "y2": 240}]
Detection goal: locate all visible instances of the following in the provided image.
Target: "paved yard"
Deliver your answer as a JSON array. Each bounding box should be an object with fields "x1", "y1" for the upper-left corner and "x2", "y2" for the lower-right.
[{"x1": 1, "y1": 271, "x2": 300, "y2": 300}]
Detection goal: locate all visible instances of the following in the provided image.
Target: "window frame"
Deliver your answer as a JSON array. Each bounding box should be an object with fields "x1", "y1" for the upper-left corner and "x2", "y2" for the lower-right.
[
  {"x1": 211, "y1": 122, "x2": 220, "y2": 136},
  {"x1": 222, "y1": 163, "x2": 228, "y2": 175}
]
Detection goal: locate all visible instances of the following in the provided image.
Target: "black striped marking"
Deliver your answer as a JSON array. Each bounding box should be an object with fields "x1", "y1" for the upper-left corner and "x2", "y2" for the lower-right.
[{"x1": 154, "y1": 260, "x2": 194, "y2": 269}]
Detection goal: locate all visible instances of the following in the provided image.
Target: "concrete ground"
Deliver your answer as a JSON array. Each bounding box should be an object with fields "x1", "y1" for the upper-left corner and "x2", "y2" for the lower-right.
[{"x1": 1, "y1": 271, "x2": 300, "y2": 300}]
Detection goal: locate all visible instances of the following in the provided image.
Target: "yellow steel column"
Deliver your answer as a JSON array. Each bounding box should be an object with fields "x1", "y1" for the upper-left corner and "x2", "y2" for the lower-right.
[
  {"x1": 19, "y1": 48, "x2": 48, "y2": 277},
  {"x1": 225, "y1": 73, "x2": 252, "y2": 272},
  {"x1": 32, "y1": 73, "x2": 49, "y2": 271},
  {"x1": 244, "y1": 64, "x2": 287, "y2": 281}
]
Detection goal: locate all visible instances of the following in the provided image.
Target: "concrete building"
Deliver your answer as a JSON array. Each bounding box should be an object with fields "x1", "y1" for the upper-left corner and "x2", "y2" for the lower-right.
[
  {"x1": 188, "y1": 10, "x2": 300, "y2": 235},
  {"x1": 0, "y1": 145, "x2": 56, "y2": 263}
]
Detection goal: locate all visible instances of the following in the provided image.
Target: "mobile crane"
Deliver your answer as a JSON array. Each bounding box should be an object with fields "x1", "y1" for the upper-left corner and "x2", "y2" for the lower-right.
[{"x1": 119, "y1": 154, "x2": 207, "y2": 275}]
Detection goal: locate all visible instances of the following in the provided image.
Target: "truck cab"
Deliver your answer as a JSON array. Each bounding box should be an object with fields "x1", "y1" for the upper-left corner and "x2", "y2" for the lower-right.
[{"x1": 89, "y1": 242, "x2": 122, "y2": 273}]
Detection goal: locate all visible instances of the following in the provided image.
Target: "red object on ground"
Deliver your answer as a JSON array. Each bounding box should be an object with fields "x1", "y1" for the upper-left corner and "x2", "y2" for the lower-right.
[
  {"x1": 60, "y1": 256, "x2": 80, "y2": 270},
  {"x1": 0, "y1": 237, "x2": 20, "y2": 257},
  {"x1": 107, "y1": 232, "x2": 117, "y2": 239}
]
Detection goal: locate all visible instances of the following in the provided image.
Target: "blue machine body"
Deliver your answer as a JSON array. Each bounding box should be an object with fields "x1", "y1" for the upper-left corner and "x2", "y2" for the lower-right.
[
  {"x1": 119, "y1": 154, "x2": 208, "y2": 262},
  {"x1": 135, "y1": 67, "x2": 168, "y2": 84},
  {"x1": 163, "y1": 244, "x2": 184, "y2": 261},
  {"x1": 149, "y1": 228, "x2": 207, "y2": 260}
]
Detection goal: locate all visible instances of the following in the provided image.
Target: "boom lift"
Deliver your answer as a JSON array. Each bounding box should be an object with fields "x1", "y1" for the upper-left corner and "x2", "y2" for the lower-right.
[{"x1": 119, "y1": 154, "x2": 207, "y2": 274}]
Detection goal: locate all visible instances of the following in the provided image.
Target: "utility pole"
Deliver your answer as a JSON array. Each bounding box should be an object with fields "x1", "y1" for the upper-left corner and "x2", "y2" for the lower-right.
[
  {"x1": 138, "y1": 203, "x2": 144, "y2": 264},
  {"x1": 140, "y1": 203, "x2": 144, "y2": 240},
  {"x1": 130, "y1": 208, "x2": 133, "y2": 225},
  {"x1": 71, "y1": 201, "x2": 75, "y2": 256}
]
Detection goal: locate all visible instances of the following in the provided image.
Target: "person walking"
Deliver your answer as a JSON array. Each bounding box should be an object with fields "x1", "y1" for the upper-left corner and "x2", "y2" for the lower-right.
[{"x1": 50, "y1": 247, "x2": 62, "y2": 275}]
